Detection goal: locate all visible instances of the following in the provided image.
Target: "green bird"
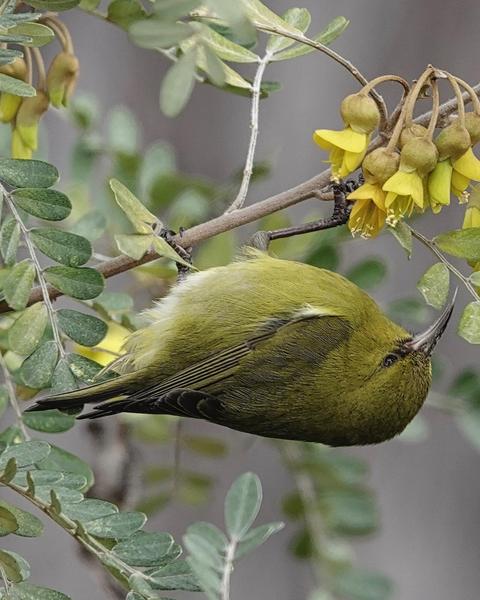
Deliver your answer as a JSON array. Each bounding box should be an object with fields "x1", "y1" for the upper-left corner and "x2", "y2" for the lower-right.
[{"x1": 27, "y1": 250, "x2": 455, "y2": 446}]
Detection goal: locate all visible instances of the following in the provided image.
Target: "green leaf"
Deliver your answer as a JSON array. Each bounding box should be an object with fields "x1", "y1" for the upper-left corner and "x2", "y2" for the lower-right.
[
  {"x1": 388, "y1": 221, "x2": 412, "y2": 258},
  {"x1": 11, "y1": 189, "x2": 71, "y2": 221},
  {"x1": 458, "y1": 301, "x2": 480, "y2": 344},
  {"x1": 71, "y1": 210, "x2": 106, "y2": 242},
  {"x1": 160, "y1": 49, "x2": 197, "y2": 118},
  {"x1": 0, "y1": 73, "x2": 35, "y2": 97},
  {"x1": 200, "y1": 24, "x2": 258, "y2": 62},
  {"x1": 8, "y1": 302, "x2": 48, "y2": 356},
  {"x1": 108, "y1": 106, "x2": 140, "y2": 155},
  {"x1": 26, "y1": 0, "x2": 80, "y2": 10},
  {"x1": 243, "y1": 0, "x2": 303, "y2": 33},
  {"x1": 148, "y1": 560, "x2": 201, "y2": 592},
  {"x1": 0, "y1": 387, "x2": 7, "y2": 419},
  {"x1": 113, "y1": 531, "x2": 175, "y2": 567},
  {"x1": 109, "y1": 178, "x2": 157, "y2": 234},
  {"x1": 333, "y1": 568, "x2": 393, "y2": 600},
  {"x1": 183, "y1": 532, "x2": 222, "y2": 570},
  {"x1": 346, "y1": 259, "x2": 387, "y2": 290},
  {"x1": 273, "y1": 16, "x2": 350, "y2": 61},
  {"x1": 23, "y1": 409, "x2": 75, "y2": 433},
  {"x1": 0, "y1": 549, "x2": 30, "y2": 583},
  {"x1": 62, "y1": 498, "x2": 118, "y2": 522},
  {"x1": 186, "y1": 556, "x2": 220, "y2": 599},
  {"x1": 20, "y1": 341, "x2": 58, "y2": 389},
  {"x1": 67, "y1": 353, "x2": 103, "y2": 382},
  {"x1": 0, "y1": 441, "x2": 51, "y2": 469},
  {"x1": 0, "y1": 159, "x2": 59, "y2": 188},
  {"x1": 152, "y1": 236, "x2": 193, "y2": 269},
  {"x1": 388, "y1": 297, "x2": 430, "y2": 325},
  {"x1": 186, "y1": 522, "x2": 227, "y2": 552},
  {"x1": 0, "y1": 457, "x2": 18, "y2": 483},
  {"x1": 417, "y1": 262, "x2": 450, "y2": 309},
  {"x1": 154, "y1": 0, "x2": 200, "y2": 20},
  {"x1": 30, "y1": 228, "x2": 92, "y2": 267},
  {"x1": 129, "y1": 20, "x2": 193, "y2": 49},
  {"x1": 57, "y1": 309, "x2": 107, "y2": 347},
  {"x1": 320, "y1": 489, "x2": 377, "y2": 536},
  {"x1": 44, "y1": 266, "x2": 104, "y2": 299},
  {"x1": 224, "y1": 472, "x2": 262, "y2": 540},
  {"x1": 202, "y1": 43, "x2": 226, "y2": 86},
  {"x1": 0, "y1": 500, "x2": 43, "y2": 537},
  {"x1": 267, "y1": 8, "x2": 311, "y2": 53},
  {"x1": 6, "y1": 23, "x2": 55, "y2": 47},
  {"x1": 434, "y1": 227, "x2": 480, "y2": 261},
  {"x1": 0, "y1": 505, "x2": 18, "y2": 535},
  {"x1": 84, "y1": 511, "x2": 146, "y2": 539},
  {"x1": 92, "y1": 291, "x2": 133, "y2": 317},
  {"x1": 107, "y1": 0, "x2": 146, "y2": 30},
  {"x1": 470, "y1": 271, "x2": 480, "y2": 286},
  {"x1": 115, "y1": 233, "x2": 153, "y2": 260},
  {"x1": 37, "y1": 444, "x2": 94, "y2": 491},
  {"x1": 0, "y1": 582, "x2": 71, "y2": 599},
  {"x1": 182, "y1": 435, "x2": 227, "y2": 457},
  {"x1": 235, "y1": 521, "x2": 284, "y2": 559},
  {"x1": 0, "y1": 216, "x2": 20, "y2": 266},
  {"x1": 50, "y1": 358, "x2": 77, "y2": 394}
]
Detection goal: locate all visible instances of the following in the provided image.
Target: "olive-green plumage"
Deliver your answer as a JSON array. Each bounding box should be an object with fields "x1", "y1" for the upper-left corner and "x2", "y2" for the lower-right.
[{"x1": 28, "y1": 250, "x2": 452, "y2": 446}]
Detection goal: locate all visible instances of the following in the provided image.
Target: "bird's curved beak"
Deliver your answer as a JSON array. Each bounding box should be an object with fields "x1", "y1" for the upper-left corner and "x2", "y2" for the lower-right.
[{"x1": 405, "y1": 288, "x2": 457, "y2": 356}]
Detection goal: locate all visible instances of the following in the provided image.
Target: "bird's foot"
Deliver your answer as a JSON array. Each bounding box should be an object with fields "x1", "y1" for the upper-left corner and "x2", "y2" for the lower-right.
[{"x1": 158, "y1": 228, "x2": 193, "y2": 282}]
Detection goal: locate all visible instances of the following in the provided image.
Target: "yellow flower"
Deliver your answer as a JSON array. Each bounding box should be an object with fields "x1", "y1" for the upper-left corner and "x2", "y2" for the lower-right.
[
  {"x1": 428, "y1": 159, "x2": 453, "y2": 211},
  {"x1": 0, "y1": 58, "x2": 27, "y2": 124},
  {"x1": 451, "y1": 148, "x2": 480, "y2": 200},
  {"x1": 347, "y1": 182, "x2": 386, "y2": 238},
  {"x1": 75, "y1": 321, "x2": 130, "y2": 367},
  {"x1": 11, "y1": 91, "x2": 49, "y2": 159},
  {"x1": 463, "y1": 186, "x2": 480, "y2": 228},
  {"x1": 382, "y1": 137, "x2": 438, "y2": 225},
  {"x1": 313, "y1": 127, "x2": 369, "y2": 178},
  {"x1": 383, "y1": 171, "x2": 423, "y2": 225}
]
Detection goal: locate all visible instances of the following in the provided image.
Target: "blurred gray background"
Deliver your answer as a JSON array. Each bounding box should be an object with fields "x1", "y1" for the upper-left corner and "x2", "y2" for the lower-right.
[{"x1": 5, "y1": 0, "x2": 480, "y2": 599}]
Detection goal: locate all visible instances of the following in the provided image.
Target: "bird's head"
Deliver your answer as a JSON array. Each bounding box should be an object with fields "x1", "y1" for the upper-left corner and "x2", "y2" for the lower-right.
[{"x1": 329, "y1": 291, "x2": 456, "y2": 446}]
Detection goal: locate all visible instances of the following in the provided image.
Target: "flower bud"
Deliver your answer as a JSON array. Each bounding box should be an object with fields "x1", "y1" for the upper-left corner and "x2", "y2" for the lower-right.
[
  {"x1": 47, "y1": 52, "x2": 79, "y2": 108},
  {"x1": 435, "y1": 121, "x2": 471, "y2": 160},
  {"x1": 464, "y1": 112, "x2": 480, "y2": 145},
  {"x1": 340, "y1": 92, "x2": 380, "y2": 134},
  {"x1": 0, "y1": 58, "x2": 28, "y2": 123},
  {"x1": 362, "y1": 147, "x2": 400, "y2": 184},
  {"x1": 12, "y1": 91, "x2": 49, "y2": 158},
  {"x1": 400, "y1": 137, "x2": 438, "y2": 175},
  {"x1": 399, "y1": 124, "x2": 428, "y2": 148}
]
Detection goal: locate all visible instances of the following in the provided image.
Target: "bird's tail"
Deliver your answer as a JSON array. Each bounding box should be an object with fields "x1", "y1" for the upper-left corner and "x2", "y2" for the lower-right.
[{"x1": 25, "y1": 371, "x2": 144, "y2": 414}]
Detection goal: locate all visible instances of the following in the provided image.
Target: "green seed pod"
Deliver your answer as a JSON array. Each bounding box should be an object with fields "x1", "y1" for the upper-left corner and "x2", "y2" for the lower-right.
[
  {"x1": 464, "y1": 112, "x2": 480, "y2": 145},
  {"x1": 399, "y1": 124, "x2": 428, "y2": 148},
  {"x1": 340, "y1": 92, "x2": 380, "y2": 134},
  {"x1": 362, "y1": 147, "x2": 400, "y2": 184},
  {"x1": 400, "y1": 137, "x2": 438, "y2": 175},
  {"x1": 434, "y1": 121, "x2": 471, "y2": 160}
]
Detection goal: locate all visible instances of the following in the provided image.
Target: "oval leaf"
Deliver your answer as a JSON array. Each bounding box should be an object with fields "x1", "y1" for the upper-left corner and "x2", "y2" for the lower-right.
[
  {"x1": 0, "y1": 159, "x2": 58, "y2": 188},
  {"x1": 0, "y1": 73, "x2": 35, "y2": 97},
  {"x1": 84, "y1": 511, "x2": 146, "y2": 539},
  {"x1": 160, "y1": 49, "x2": 197, "y2": 118},
  {"x1": 224, "y1": 472, "x2": 262, "y2": 540},
  {"x1": 417, "y1": 262, "x2": 450, "y2": 309},
  {"x1": 8, "y1": 302, "x2": 48, "y2": 356},
  {"x1": 109, "y1": 178, "x2": 157, "y2": 234},
  {"x1": 6, "y1": 23, "x2": 55, "y2": 47},
  {"x1": 113, "y1": 531, "x2": 175, "y2": 567},
  {"x1": 57, "y1": 309, "x2": 107, "y2": 347},
  {"x1": 434, "y1": 228, "x2": 480, "y2": 261},
  {"x1": 44, "y1": 266, "x2": 104, "y2": 299},
  {"x1": 0, "y1": 500, "x2": 43, "y2": 537},
  {"x1": 11, "y1": 188, "x2": 72, "y2": 221},
  {"x1": 30, "y1": 228, "x2": 92, "y2": 267},
  {"x1": 3, "y1": 260, "x2": 35, "y2": 311},
  {"x1": 20, "y1": 341, "x2": 58, "y2": 389},
  {"x1": 458, "y1": 301, "x2": 480, "y2": 344}
]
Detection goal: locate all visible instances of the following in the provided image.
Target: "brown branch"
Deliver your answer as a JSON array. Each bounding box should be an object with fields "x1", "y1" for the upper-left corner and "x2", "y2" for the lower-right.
[{"x1": 0, "y1": 82, "x2": 478, "y2": 315}]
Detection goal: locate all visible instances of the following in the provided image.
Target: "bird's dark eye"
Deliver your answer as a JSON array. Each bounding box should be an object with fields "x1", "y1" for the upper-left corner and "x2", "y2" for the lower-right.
[{"x1": 382, "y1": 353, "x2": 399, "y2": 368}]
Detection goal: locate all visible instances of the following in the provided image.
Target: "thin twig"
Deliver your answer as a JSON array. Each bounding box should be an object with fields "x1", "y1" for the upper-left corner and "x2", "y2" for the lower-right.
[
  {"x1": 221, "y1": 537, "x2": 238, "y2": 600},
  {"x1": 0, "y1": 82, "x2": 478, "y2": 314},
  {"x1": 225, "y1": 51, "x2": 272, "y2": 213},
  {"x1": 2, "y1": 187, "x2": 66, "y2": 358},
  {"x1": 410, "y1": 227, "x2": 480, "y2": 301},
  {"x1": 0, "y1": 352, "x2": 29, "y2": 440}
]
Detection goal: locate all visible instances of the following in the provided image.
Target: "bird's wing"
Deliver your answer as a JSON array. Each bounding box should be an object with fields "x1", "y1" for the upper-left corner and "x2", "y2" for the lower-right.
[{"x1": 27, "y1": 306, "x2": 343, "y2": 419}]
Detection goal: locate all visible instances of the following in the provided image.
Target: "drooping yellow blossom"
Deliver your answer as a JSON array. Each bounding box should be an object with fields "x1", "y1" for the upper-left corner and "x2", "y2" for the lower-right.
[
  {"x1": 451, "y1": 147, "x2": 480, "y2": 200},
  {"x1": 313, "y1": 92, "x2": 380, "y2": 179},
  {"x1": 0, "y1": 58, "x2": 28, "y2": 123},
  {"x1": 11, "y1": 91, "x2": 49, "y2": 159},
  {"x1": 47, "y1": 52, "x2": 79, "y2": 108},
  {"x1": 463, "y1": 185, "x2": 480, "y2": 228},
  {"x1": 383, "y1": 137, "x2": 438, "y2": 225},
  {"x1": 346, "y1": 147, "x2": 399, "y2": 237}
]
